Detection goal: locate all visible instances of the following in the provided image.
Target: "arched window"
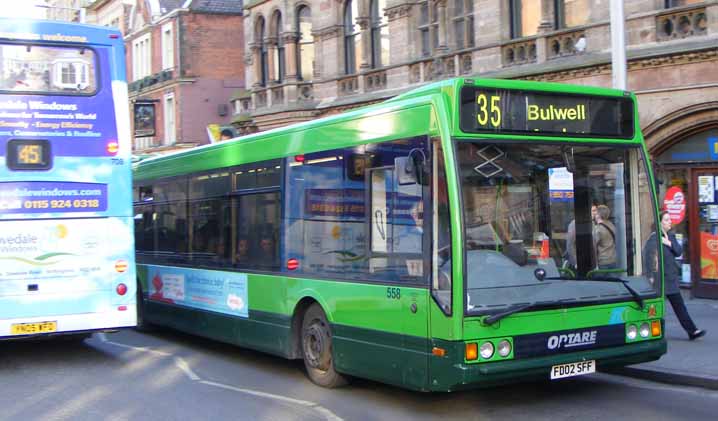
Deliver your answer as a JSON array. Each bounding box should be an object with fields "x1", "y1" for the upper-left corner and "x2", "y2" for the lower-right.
[
  {"x1": 419, "y1": 1, "x2": 439, "y2": 57},
  {"x1": 257, "y1": 17, "x2": 268, "y2": 86},
  {"x1": 370, "y1": 0, "x2": 389, "y2": 68},
  {"x1": 344, "y1": 0, "x2": 361, "y2": 74},
  {"x1": 453, "y1": 0, "x2": 474, "y2": 49},
  {"x1": 273, "y1": 11, "x2": 285, "y2": 82},
  {"x1": 297, "y1": 6, "x2": 314, "y2": 81}
]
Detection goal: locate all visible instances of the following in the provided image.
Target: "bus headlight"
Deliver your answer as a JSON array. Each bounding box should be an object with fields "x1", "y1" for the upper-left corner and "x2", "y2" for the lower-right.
[
  {"x1": 497, "y1": 339, "x2": 511, "y2": 357},
  {"x1": 480, "y1": 342, "x2": 494, "y2": 359},
  {"x1": 626, "y1": 324, "x2": 637, "y2": 340},
  {"x1": 639, "y1": 322, "x2": 650, "y2": 338}
]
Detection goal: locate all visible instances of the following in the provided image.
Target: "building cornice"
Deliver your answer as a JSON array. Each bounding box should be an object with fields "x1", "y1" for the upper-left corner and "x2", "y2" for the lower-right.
[{"x1": 483, "y1": 38, "x2": 718, "y2": 82}]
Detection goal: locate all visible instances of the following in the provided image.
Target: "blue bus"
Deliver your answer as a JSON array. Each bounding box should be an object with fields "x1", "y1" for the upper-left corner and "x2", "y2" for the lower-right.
[{"x1": 0, "y1": 19, "x2": 136, "y2": 339}]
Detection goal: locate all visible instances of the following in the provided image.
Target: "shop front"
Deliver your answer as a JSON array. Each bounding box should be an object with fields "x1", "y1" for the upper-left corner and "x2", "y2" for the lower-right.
[{"x1": 654, "y1": 128, "x2": 718, "y2": 299}]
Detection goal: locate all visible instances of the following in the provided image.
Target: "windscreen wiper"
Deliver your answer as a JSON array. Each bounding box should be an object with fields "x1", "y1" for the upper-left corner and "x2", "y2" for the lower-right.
[
  {"x1": 483, "y1": 302, "x2": 549, "y2": 326},
  {"x1": 584, "y1": 276, "x2": 644, "y2": 309},
  {"x1": 536, "y1": 269, "x2": 645, "y2": 309}
]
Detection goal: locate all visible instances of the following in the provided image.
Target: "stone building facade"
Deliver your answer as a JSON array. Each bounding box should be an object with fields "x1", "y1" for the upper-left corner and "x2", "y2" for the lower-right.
[{"x1": 240, "y1": 0, "x2": 718, "y2": 297}]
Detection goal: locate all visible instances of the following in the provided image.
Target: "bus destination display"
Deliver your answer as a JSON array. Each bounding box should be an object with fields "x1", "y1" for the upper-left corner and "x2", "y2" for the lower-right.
[
  {"x1": 6, "y1": 139, "x2": 51, "y2": 170},
  {"x1": 460, "y1": 87, "x2": 634, "y2": 138}
]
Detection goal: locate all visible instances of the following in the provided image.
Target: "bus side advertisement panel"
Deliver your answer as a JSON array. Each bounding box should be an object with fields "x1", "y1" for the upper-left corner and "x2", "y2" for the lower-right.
[{"x1": 144, "y1": 265, "x2": 249, "y2": 318}]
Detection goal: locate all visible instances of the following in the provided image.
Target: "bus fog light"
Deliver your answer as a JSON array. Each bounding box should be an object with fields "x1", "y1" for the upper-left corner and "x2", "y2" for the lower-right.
[
  {"x1": 626, "y1": 324, "x2": 637, "y2": 340},
  {"x1": 497, "y1": 339, "x2": 511, "y2": 357},
  {"x1": 639, "y1": 322, "x2": 650, "y2": 338},
  {"x1": 480, "y1": 342, "x2": 494, "y2": 359}
]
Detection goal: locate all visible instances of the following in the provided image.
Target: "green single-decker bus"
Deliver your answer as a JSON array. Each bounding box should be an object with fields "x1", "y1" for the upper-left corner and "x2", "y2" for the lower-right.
[{"x1": 132, "y1": 78, "x2": 666, "y2": 391}]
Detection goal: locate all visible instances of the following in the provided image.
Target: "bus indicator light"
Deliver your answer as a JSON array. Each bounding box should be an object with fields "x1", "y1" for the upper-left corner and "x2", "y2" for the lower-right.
[
  {"x1": 118, "y1": 305, "x2": 128, "y2": 311},
  {"x1": 648, "y1": 304, "x2": 656, "y2": 317},
  {"x1": 115, "y1": 260, "x2": 128, "y2": 273},
  {"x1": 287, "y1": 258, "x2": 299, "y2": 271},
  {"x1": 465, "y1": 343, "x2": 478, "y2": 360},
  {"x1": 651, "y1": 320, "x2": 661, "y2": 337},
  {"x1": 294, "y1": 155, "x2": 305, "y2": 163},
  {"x1": 107, "y1": 141, "x2": 119, "y2": 155}
]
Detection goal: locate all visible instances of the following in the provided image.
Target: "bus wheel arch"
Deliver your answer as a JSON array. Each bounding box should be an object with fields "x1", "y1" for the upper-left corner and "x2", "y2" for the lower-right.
[
  {"x1": 298, "y1": 302, "x2": 348, "y2": 388},
  {"x1": 290, "y1": 297, "x2": 316, "y2": 359}
]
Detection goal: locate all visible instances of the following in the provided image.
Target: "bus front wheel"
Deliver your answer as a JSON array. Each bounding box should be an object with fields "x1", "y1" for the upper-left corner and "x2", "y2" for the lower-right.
[{"x1": 301, "y1": 304, "x2": 347, "y2": 388}]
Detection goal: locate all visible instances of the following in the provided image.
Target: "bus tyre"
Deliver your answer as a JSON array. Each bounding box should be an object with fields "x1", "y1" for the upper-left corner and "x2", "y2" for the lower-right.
[{"x1": 301, "y1": 304, "x2": 347, "y2": 388}]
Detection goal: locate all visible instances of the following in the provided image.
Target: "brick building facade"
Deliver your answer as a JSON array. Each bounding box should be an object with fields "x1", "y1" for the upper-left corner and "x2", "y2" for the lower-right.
[{"x1": 108, "y1": 0, "x2": 246, "y2": 152}]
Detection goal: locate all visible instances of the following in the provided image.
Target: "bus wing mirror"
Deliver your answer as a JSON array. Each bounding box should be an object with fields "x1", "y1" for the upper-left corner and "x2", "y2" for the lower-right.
[
  {"x1": 562, "y1": 146, "x2": 575, "y2": 173},
  {"x1": 396, "y1": 153, "x2": 429, "y2": 186},
  {"x1": 396, "y1": 156, "x2": 417, "y2": 185}
]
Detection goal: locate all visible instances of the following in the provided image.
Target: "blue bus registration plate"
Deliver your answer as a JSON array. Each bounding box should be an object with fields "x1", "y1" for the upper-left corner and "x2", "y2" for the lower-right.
[{"x1": 10, "y1": 321, "x2": 57, "y2": 335}]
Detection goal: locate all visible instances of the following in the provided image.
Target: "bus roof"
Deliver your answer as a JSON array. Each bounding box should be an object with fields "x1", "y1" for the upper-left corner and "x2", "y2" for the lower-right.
[
  {"x1": 134, "y1": 77, "x2": 639, "y2": 181},
  {"x1": 0, "y1": 17, "x2": 123, "y2": 47}
]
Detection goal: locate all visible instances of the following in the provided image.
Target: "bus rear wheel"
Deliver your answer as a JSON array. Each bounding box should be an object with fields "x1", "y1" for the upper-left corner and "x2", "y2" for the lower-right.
[{"x1": 301, "y1": 304, "x2": 347, "y2": 388}]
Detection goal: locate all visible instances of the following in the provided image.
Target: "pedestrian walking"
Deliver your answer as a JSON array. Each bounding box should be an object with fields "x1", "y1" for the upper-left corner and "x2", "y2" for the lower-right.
[{"x1": 656, "y1": 210, "x2": 706, "y2": 340}]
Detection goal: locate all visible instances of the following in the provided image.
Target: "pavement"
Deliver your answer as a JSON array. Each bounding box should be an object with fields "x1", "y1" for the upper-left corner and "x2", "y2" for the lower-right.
[{"x1": 610, "y1": 288, "x2": 718, "y2": 390}]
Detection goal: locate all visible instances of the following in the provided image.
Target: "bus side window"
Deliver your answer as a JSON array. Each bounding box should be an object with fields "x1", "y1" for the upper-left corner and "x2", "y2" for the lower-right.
[{"x1": 233, "y1": 160, "x2": 282, "y2": 271}]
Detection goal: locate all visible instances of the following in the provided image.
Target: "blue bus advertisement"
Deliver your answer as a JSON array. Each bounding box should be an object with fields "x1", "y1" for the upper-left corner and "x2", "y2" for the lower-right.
[{"x1": 0, "y1": 19, "x2": 136, "y2": 338}]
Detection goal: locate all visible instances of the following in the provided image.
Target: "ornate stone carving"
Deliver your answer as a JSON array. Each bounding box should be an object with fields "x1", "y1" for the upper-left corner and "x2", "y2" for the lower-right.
[
  {"x1": 338, "y1": 75, "x2": 359, "y2": 95},
  {"x1": 356, "y1": 17, "x2": 370, "y2": 31},
  {"x1": 255, "y1": 90, "x2": 267, "y2": 109},
  {"x1": 460, "y1": 54, "x2": 472, "y2": 74},
  {"x1": 386, "y1": 5, "x2": 411, "y2": 21},
  {"x1": 410, "y1": 63, "x2": 421, "y2": 84},
  {"x1": 502, "y1": 39, "x2": 537, "y2": 67},
  {"x1": 656, "y1": 7, "x2": 707, "y2": 41},
  {"x1": 547, "y1": 30, "x2": 587, "y2": 60},
  {"x1": 364, "y1": 69, "x2": 387, "y2": 92},
  {"x1": 271, "y1": 86, "x2": 284, "y2": 105},
  {"x1": 297, "y1": 83, "x2": 314, "y2": 101},
  {"x1": 282, "y1": 32, "x2": 300, "y2": 44},
  {"x1": 314, "y1": 25, "x2": 343, "y2": 41},
  {"x1": 445, "y1": 57, "x2": 455, "y2": 77}
]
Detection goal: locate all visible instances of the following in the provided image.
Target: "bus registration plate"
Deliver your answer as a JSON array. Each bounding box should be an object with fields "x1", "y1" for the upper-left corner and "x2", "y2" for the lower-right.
[
  {"x1": 10, "y1": 321, "x2": 57, "y2": 335},
  {"x1": 550, "y1": 360, "x2": 595, "y2": 380}
]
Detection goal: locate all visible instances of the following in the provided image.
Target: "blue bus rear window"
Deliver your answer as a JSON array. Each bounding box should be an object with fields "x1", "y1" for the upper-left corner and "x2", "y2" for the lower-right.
[{"x1": 0, "y1": 43, "x2": 96, "y2": 95}]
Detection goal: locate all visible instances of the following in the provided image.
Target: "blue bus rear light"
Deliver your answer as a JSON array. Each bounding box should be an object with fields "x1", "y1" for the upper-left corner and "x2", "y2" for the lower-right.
[{"x1": 116, "y1": 283, "x2": 128, "y2": 296}]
